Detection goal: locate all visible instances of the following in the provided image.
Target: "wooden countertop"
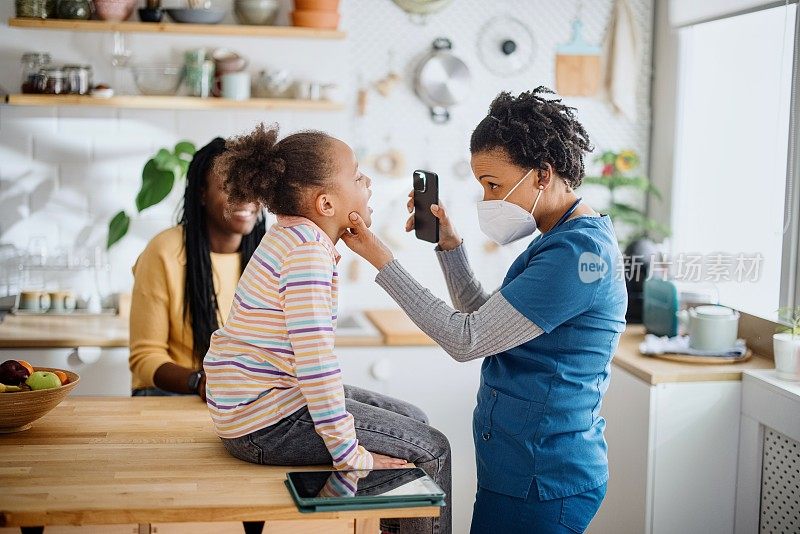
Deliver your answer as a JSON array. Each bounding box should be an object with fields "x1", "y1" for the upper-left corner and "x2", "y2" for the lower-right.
[
  {"x1": 0, "y1": 397, "x2": 438, "y2": 528},
  {"x1": 0, "y1": 314, "x2": 383, "y2": 349},
  {"x1": 364, "y1": 310, "x2": 435, "y2": 346},
  {"x1": 0, "y1": 314, "x2": 129, "y2": 348},
  {"x1": 0, "y1": 312, "x2": 776, "y2": 385},
  {"x1": 613, "y1": 325, "x2": 774, "y2": 385}
]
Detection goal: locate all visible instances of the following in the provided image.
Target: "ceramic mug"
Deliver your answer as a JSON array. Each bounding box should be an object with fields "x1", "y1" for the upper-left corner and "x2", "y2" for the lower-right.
[
  {"x1": 18, "y1": 291, "x2": 51, "y2": 312},
  {"x1": 678, "y1": 305, "x2": 739, "y2": 351},
  {"x1": 49, "y1": 291, "x2": 77, "y2": 313},
  {"x1": 221, "y1": 71, "x2": 251, "y2": 100}
]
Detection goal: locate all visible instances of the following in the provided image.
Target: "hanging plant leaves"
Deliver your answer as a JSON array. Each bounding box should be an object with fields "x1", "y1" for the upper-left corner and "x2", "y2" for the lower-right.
[
  {"x1": 136, "y1": 159, "x2": 175, "y2": 213},
  {"x1": 107, "y1": 210, "x2": 130, "y2": 249},
  {"x1": 174, "y1": 141, "x2": 196, "y2": 159}
]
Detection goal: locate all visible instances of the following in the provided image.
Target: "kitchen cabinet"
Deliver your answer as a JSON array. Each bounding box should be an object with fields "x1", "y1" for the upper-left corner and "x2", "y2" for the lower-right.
[
  {"x1": 0, "y1": 347, "x2": 131, "y2": 396},
  {"x1": 734, "y1": 370, "x2": 800, "y2": 534},
  {"x1": 337, "y1": 347, "x2": 482, "y2": 534},
  {"x1": 590, "y1": 365, "x2": 743, "y2": 534}
]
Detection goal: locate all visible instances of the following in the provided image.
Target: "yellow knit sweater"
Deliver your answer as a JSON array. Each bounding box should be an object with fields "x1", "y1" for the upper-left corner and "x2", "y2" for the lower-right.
[{"x1": 128, "y1": 226, "x2": 240, "y2": 390}]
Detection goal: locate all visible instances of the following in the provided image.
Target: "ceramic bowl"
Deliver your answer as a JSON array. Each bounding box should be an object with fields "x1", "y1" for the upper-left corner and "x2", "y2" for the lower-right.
[
  {"x1": 138, "y1": 7, "x2": 164, "y2": 22},
  {"x1": 234, "y1": 0, "x2": 279, "y2": 25},
  {"x1": 166, "y1": 8, "x2": 227, "y2": 24},
  {"x1": 94, "y1": 0, "x2": 136, "y2": 22}
]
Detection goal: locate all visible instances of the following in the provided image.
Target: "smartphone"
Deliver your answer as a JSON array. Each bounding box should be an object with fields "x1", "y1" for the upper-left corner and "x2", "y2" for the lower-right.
[{"x1": 413, "y1": 169, "x2": 439, "y2": 243}]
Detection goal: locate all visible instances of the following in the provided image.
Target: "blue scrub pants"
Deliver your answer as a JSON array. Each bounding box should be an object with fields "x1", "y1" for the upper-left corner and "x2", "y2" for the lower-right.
[{"x1": 470, "y1": 481, "x2": 607, "y2": 534}]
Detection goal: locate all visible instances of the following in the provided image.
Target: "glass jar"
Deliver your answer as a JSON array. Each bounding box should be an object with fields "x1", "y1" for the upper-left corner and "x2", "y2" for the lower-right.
[
  {"x1": 38, "y1": 67, "x2": 68, "y2": 95},
  {"x1": 21, "y1": 52, "x2": 52, "y2": 94},
  {"x1": 16, "y1": 0, "x2": 57, "y2": 19},
  {"x1": 63, "y1": 64, "x2": 93, "y2": 95},
  {"x1": 184, "y1": 49, "x2": 215, "y2": 98},
  {"x1": 56, "y1": 0, "x2": 92, "y2": 20}
]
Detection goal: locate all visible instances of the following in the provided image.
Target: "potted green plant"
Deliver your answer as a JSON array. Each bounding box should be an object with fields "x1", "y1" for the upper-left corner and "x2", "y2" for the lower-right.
[
  {"x1": 107, "y1": 140, "x2": 196, "y2": 248},
  {"x1": 774, "y1": 306, "x2": 800, "y2": 380},
  {"x1": 584, "y1": 150, "x2": 670, "y2": 323},
  {"x1": 583, "y1": 149, "x2": 670, "y2": 246}
]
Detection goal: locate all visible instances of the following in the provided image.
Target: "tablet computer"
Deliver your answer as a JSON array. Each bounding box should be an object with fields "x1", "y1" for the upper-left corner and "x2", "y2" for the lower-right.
[{"x1": 285, "y1": 467, "x2": 445, "y2": 512}]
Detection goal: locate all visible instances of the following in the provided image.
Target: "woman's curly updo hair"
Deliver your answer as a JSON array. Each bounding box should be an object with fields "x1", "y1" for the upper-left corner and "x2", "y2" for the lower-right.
[
  {"x1": 470, "y1": 86, "x2": 593, "y2": 189},
  {"x1": 219, "y1": 122, "x2": 334, "y2": 215}
]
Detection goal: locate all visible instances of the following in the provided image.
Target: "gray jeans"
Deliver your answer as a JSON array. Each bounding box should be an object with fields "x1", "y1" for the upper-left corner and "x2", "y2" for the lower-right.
[{"x1": 220, "y1": 385, "x2": 452, "y2": 534}]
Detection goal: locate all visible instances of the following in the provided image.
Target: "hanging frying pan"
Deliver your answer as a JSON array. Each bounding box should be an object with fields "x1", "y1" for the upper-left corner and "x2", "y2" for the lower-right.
[
  {"x1": 478, "y1": 15, "x2": 536, "y2": 77},
  {"x1": 414, "y1": 38, "x2": 471, "y2": 124}
]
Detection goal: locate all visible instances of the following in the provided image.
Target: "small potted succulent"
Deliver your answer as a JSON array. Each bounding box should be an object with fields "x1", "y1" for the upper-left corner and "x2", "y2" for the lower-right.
[{"x1": 774, "y1": 306, "x2": 800, "y2": 381}]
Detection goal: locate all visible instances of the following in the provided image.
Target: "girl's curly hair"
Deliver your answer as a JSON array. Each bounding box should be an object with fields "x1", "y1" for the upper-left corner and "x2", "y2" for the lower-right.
[
  {"x1": 218, "y1": 122, "x2": 334, "y2": 216},
  {"x1": 470, "y1": 87, "x2": 593, "y2": 188}
]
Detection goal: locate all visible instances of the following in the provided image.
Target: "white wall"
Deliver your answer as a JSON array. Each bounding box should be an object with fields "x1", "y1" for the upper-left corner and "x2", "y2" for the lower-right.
[{"x1": 0, "y1": 0, "x2": 653, "y2": 313}]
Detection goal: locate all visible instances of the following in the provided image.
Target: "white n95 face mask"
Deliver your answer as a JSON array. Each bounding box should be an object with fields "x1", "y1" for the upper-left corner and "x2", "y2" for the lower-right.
[{"x1": 477, "y1": 169, "x2": 543, "y2": 245}]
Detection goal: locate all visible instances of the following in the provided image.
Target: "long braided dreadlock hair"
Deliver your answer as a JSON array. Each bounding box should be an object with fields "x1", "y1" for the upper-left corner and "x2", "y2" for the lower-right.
[
  {"x1": 470, "y1": 86, "x2": 593, "y2": 188},
  {"x1": 179, "y1": 137, "x2": 266, "y2": 367}
]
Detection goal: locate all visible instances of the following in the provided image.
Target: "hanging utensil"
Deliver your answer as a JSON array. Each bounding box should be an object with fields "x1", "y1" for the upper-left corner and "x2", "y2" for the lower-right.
[
  {"x1": 478, "y1": 15, "x2": 535, "y2": 77},
  {"x1": 392, "y1": 0, "x2": 452, "y2": 23},
  {"x1": 414, "y1": 37, "x2": 471, "y2": 124},
  {"x1": 555, "y1": 17, "x2": 602, "y2": 96}
]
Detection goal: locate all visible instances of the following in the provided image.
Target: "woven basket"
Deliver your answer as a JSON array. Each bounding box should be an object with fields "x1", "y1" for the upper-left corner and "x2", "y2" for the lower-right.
[{"x1": 0, "y1": 367, "x2": 80, "y2": 433}]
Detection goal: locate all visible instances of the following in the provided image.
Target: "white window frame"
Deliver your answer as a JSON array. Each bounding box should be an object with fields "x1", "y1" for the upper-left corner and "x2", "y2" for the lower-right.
[{"x1": 649, "y1": 0, "x2": 800, "y2": 317}]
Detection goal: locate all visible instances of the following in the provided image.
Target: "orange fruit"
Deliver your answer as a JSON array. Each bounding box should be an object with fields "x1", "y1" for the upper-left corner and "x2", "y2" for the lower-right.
[
  {"x1": 53, "y1": 370, "x2": 68, "y2": 385},
  {"x1": 17, "y1": 360, "x2": 34, "y2": 375}
]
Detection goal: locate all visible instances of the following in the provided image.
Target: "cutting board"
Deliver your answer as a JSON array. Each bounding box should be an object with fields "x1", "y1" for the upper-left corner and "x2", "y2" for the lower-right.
[
  {"x1": 556, "y1": 19, "x2": 602, "y2": 97},
  {"x1": 364, "y1": 309, "x2": 435, "y2": 346}
]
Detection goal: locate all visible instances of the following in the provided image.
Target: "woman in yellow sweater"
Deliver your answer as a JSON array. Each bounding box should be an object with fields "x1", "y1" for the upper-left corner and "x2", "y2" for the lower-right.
[{"x1": 129, "y1": 137, "x2": 266, "y2": 397}]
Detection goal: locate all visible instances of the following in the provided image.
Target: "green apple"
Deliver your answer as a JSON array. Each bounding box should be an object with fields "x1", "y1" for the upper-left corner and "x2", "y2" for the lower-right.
[{"x1": 25, "y1": 371, "x2": 61, "y2": 390}]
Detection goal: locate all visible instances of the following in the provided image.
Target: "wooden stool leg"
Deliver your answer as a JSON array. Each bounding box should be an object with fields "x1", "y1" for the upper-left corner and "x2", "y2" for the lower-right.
[
  {"x1": 137, "y1": 524, "x2": 152, "y2": 534},
  {"x1": 354, "y1": 517, "x2": 380, "y2": 534},
  {"x1": 20, "y1": 528, "x2": 44, "y2": 534}
]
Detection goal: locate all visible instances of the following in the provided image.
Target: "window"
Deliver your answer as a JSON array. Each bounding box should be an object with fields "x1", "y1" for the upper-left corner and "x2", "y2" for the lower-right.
[{"x1": 670, "y1": 3, "x2": 797, "y2": 319}]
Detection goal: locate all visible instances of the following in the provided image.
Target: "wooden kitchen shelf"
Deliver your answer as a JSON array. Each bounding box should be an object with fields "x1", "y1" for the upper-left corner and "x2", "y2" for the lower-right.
[
  {"x1": 8, "y1": 17, "x2": 346, "y2": 39},
  {"x1": 4, "y1": 94, "x2": 344, "y2": 111}
]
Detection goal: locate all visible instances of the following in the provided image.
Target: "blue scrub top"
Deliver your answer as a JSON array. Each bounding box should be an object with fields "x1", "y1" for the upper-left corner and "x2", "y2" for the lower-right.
[{"x1": 474, "y1": 212, "x2": 627, "y2": 502}]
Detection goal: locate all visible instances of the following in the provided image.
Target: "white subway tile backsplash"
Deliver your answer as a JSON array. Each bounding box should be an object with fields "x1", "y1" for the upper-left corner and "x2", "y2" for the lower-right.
[
  {"x1": 91, "y1": 135, "x2": 152, "y2": 167},
  {"x1": 59, "y1": 162, "x2": 119, "y2": 185},
  {"x1": 32, "y1": 135, "x2": 91, "y2": 164},
  {"x1": 57, "y1": 107, "x2": 119, "y2": 136},
  {"x1": 117, "y1": 109, "x2": 178, "y2": 140},
  {"x1": 89, "y1": 177, "x2": 137, "y2": 218},
  {"x1": 175, "y1": 111, "x2": 235, "y2": 147},
  {"x1": 0, "y1": 131, "x2": 33, "y2": 163},
  {"x1": 28, "y1": 172, "x2": 58, "y2": 213},
  {"x1": 0, "y1": 106, "x2": 57, "y2": 136}
]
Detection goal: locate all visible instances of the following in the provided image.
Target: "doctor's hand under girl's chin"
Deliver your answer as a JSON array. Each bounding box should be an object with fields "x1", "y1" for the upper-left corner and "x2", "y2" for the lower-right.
[{"x1": 341, "y1": 212, "x2": 395, "y2": 271}]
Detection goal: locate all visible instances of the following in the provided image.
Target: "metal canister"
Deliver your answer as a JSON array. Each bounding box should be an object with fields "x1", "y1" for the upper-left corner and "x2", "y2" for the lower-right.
[{"x1": 63, "y1": 64, "x2": 93, "y2": 95}]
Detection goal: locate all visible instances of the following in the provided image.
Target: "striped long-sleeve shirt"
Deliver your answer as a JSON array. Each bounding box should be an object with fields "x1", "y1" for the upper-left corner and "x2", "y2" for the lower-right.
[{"x1": 204, "y1": 215, "x2": 373, "y2": 471}]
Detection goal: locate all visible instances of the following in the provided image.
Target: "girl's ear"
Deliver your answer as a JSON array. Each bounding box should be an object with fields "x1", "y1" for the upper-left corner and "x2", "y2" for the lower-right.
[{"x1": 315, "y1": 193, "x2": 335, "y2": 217}]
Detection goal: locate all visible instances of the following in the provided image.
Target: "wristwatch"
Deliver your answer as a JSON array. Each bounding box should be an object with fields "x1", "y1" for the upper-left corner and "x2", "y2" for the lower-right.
[{"x1": 187, "y1": 370, "x2": 204, "y2": 394}]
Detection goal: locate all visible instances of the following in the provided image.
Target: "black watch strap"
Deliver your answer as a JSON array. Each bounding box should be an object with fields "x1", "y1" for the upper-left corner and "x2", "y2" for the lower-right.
[{"x1": 187, "y1": 370, "x2": 204, "y2": 393}]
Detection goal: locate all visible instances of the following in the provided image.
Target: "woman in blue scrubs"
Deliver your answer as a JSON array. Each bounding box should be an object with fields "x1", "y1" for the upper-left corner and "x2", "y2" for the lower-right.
[{"x1": 342, "y1": 87, "x2": 627, "y2": 534}]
